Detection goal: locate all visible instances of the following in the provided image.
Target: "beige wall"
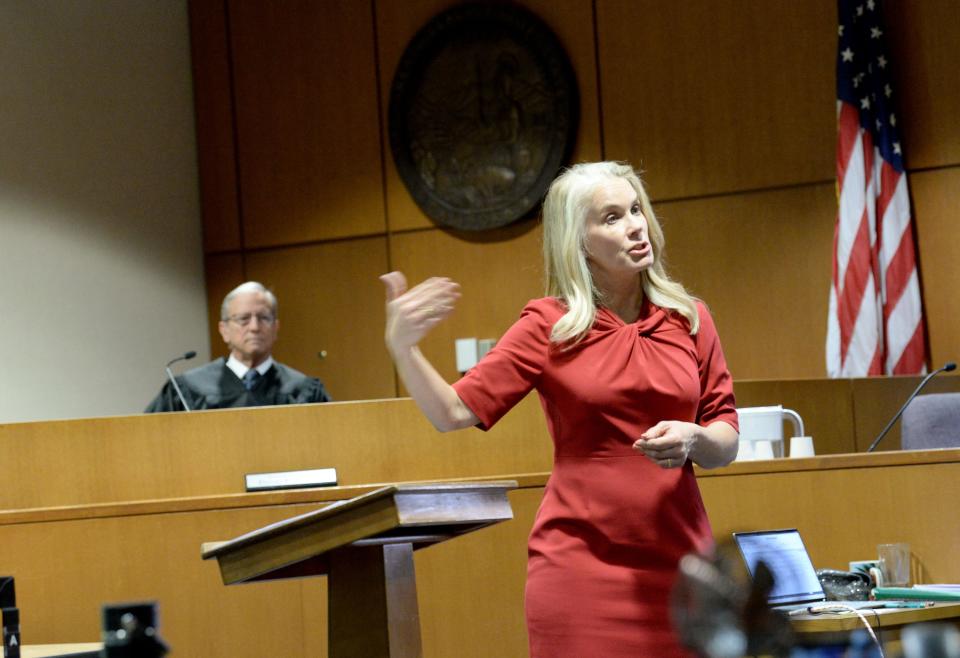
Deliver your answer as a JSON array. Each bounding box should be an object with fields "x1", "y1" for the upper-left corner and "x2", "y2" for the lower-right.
[
  {"x1": 192, "y1": 0, "x2": 959, "y2": 400},
  {"x1": 0, "y1": 0, "x2": 209, "y2": 422}
]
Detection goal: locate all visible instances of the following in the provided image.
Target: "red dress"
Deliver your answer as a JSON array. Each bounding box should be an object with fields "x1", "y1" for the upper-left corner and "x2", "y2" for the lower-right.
[{"x1": 452, "y1": 297, "x2": 738, "y2": 657}]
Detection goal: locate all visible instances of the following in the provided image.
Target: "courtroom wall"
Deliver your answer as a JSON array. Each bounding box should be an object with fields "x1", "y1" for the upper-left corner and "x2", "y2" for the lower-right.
[
  {"x1": 192, "y1": 0, "x2": 960, "y2": 401},
  {"x1": 0, "y1": 1, "x2": 209, "y2": 422}
]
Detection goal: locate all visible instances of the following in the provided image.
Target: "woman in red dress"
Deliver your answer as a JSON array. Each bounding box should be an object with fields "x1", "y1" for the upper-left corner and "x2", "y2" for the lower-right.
[{"x1": 380, "y1": 161, "x2": 739, "y2": 656}]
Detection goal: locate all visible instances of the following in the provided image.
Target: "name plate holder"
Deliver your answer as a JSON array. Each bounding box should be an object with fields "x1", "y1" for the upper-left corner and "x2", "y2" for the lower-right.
[{"x1": 244, "y1": 467, "x2": 337, "y2": 492}]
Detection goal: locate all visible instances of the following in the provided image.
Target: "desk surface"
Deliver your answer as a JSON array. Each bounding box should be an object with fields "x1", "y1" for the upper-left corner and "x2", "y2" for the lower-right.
[
  {"x1": 790, "y1": 602, "x2": 960, "y2": 645},
  {"x1": 22, "y1": 644, "x2": 101, "y2": 658},
  {"x1": 791, "y1": 601, "x2": 960, "y2": 635}
]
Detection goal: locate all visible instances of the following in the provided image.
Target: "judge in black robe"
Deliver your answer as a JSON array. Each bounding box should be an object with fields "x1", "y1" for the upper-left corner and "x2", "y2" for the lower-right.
[
  {"x1": 145, "y1": 281, "x2": 331, "y2": 413},
  {"x1": 145, "y1": 357, "x2": 330, "y2": 412}
]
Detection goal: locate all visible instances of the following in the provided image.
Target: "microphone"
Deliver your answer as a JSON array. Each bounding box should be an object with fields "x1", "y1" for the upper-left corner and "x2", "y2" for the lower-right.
[
  {"x1": 866, "y1": 362, "x2": 957, "y2": 452},
  {"x1": 165, "y1": 351, "x2": 197, "y2": 412}
]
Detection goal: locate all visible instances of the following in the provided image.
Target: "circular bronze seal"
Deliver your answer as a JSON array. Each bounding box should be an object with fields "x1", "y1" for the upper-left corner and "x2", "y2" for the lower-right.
[{"x1": 389, "y1": 3, "x2": 579, "y2": 231}]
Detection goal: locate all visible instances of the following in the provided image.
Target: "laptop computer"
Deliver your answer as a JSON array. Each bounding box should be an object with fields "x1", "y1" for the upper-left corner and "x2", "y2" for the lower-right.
[{"x1": 732, "y1": 528, "x2": 886, "y2": 613}]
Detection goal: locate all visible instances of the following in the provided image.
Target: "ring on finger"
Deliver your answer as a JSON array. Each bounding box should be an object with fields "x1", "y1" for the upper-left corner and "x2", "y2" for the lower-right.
[{"x1": 666, "y1": 458, "x2": 673, "y2": 468}]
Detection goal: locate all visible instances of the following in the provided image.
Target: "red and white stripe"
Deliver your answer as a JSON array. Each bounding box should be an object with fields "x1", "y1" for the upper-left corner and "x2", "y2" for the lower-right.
[{"x1": 826, "y1": 101, "x2": 926, "y2": 376}]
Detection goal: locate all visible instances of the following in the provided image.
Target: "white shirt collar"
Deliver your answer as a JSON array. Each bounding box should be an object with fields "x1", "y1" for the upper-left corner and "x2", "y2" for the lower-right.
[{"x1": 226, "y1": 355, "x2": 275, "y2": 380}]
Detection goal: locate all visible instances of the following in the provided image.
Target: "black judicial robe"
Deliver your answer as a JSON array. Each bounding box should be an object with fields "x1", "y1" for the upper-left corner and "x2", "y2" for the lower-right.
[{"x1": 145, "y1": 358, "x2": 331, "y2": 413}]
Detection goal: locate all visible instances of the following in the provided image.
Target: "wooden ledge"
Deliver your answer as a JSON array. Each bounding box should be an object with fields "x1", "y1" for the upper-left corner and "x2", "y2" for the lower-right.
[{"x1": 0, "y1": 475, "x2": 544, "y2": 527}]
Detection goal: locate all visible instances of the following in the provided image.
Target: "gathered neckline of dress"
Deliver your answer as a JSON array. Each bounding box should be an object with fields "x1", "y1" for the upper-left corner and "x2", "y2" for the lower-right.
[{"x1": 595, "y1": 298, "x2": 669, "y2": 336}]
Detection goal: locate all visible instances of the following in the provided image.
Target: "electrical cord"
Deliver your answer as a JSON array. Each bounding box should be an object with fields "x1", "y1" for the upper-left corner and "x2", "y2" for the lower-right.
[{"x1": 792, "y1": 604, "x2": 885, "y2": 657}]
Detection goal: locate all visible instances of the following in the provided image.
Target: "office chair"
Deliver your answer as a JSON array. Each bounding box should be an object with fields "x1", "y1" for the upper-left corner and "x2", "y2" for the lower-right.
[{"x1": 900, "y1": 392, "x2": 960, "y2": 450}]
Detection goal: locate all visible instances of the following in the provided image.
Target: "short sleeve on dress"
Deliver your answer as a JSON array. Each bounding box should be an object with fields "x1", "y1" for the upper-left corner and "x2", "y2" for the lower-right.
[
  {"x1": 452, "y1": 299, "x2": 557, "y2": 431},
  {"x1": 693, "y1": 302, "x2": 739, "y2": 432}
]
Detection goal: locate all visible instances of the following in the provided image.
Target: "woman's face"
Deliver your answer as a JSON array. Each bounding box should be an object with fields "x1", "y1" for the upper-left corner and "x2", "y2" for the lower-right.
[{"x1": 583, "y1": 177, "x2": 653, "y2": 285}]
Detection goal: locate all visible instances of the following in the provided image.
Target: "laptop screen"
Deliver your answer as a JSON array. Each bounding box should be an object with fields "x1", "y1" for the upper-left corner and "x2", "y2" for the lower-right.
[{"x1": 733, "y1": 529, "x2": 825, "y2": 606}]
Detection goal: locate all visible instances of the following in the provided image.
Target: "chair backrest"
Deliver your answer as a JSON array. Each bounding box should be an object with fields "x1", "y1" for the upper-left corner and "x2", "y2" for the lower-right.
[{"x1": 901, "y1": 392, "x2": 960, "y2": 450}]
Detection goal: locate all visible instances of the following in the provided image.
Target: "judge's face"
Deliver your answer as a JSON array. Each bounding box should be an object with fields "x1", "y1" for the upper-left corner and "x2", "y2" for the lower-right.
[
  {"x1": 583, "y1": 177, "x2": 653, "y2": 285},
  {"x1": 218, "y1": 291, "x2": 279, "y2": 367}
]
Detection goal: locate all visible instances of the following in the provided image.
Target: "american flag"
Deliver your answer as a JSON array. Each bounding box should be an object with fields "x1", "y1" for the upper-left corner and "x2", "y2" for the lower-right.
[{"x1": 826, "y1": 0, "x2": 927, "y2": 377}]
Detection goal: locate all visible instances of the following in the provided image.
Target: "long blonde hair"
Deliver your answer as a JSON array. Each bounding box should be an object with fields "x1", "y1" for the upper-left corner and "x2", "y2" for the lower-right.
[{"x1": 542, "y1": 161, "x2": 699, "y2": 345}]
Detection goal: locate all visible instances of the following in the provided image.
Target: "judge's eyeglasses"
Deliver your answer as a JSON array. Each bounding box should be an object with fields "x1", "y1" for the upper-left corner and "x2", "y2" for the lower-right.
[{"x1": 227, "y1": 313, "x2": 275, "y2": 327}]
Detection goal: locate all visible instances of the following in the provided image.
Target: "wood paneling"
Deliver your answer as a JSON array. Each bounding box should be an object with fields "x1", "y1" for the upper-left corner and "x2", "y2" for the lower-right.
[
  {"x1": 0, "y1": 396, "x2": 552, "y2": 510},
  {"x1": 203, "y1": 251, "x2": 245, "y2": 359},
  {"x1": 0, "y1": 505, "x2": 319, "y2": 655},
  {"x1": 658, "y1": 183, "x2": 837, "y2": 380},
  {"x1": 885, "y1": 0, "x2": 960, "y2": 169},
  {"x1": 188, "y1": 0, "x2": 241, "y2": 253},
  {"x1": 415, "y1": 487, "x2": 536, "y2": 657},
  {"x1": 733, "y1": 378, "x2": 857, "y2": 455},
  {"x1": 244, "y1": 236, "x2": 395, "y2": 401},
  {"x1": 228, "y1": 0, "x2": 385, "y2": 247},
  {"x1": 375, "y1": 0, "x2": 602, "y2": 232},
  {"x1": 699, "y1": 452, "x2": 960, "y2": 587},
  {"x1": 189, "y1": 0, "x2": 960, "y2": 388},
  {"x1": 388, "y1": 221, "x2": 545, "y2": 386},
  {"x1": 6, "y1": 374, "x2": 959, "y2": 512},
  {"x1": 0, "y1": 488, "x2": 540, "y2": 658},
  {"x1": 850, "y1": 373, "x2": 960, "y2": 452},
  {"x1": 911, "y1": 168, "x2": 960, "y2": 369},
  {"x1": 735, "y1": 374, "x2": 960, "y2": 456},
  {"x1": 5, "y1": 446, "x2": 960, "y2": 656},
  {"x1": 597, "y1": 0, "x2": 836, "y2": 199}
]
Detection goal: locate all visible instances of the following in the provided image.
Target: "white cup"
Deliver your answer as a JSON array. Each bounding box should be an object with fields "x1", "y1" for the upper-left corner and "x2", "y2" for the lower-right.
[
  {"x1": 753, "y1": 440, "x2": 775, "y2": 460},
  {"x1": 789, "y1": 435, "x2": 816, "y2": 458},
  {"x1": 737, "y1": 440, "x2": 755, "y2": 461}
]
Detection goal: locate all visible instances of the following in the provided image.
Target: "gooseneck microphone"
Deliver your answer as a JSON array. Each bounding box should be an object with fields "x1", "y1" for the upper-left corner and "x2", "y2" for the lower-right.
[
  {"x1": 866, "y1": 361, "x2": 957, "y2": 452},
  {"x1": 165, "y1": 351, "x2": 197, "y2": 413}
]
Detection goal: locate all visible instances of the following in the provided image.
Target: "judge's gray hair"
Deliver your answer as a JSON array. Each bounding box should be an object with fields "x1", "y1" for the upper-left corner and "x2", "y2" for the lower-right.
[{"x1": 220, "y1": 281, "x2": 278, "y2": 320}]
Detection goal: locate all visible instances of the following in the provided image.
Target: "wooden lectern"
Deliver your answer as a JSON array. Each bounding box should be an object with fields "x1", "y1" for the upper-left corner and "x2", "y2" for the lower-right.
[{"x1": 202, "y1": 481, "x2": 517, "y2": 658}]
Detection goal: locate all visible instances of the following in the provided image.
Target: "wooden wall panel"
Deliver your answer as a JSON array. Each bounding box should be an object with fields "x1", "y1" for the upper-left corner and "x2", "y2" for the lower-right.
[
  {"x1": 597, "y1": 0, "x2": 836, "y2": 199},
  {"x1": 388, "y1": 221, "x2": 545, "y2": 385},
  {"x1": 245, "y1": 237, "x2": 395, "y2": 401},
  {"x1": 7, "y1": 451, "x2": 960, "y2": 656},
  {"x1": 885, "y1": 0, "x2": 960, "y2": 169},
  {"x1": 0, "y1": 396, "x2": 552, "y2": 510},
  {"x1": 850, "y1": 373, "x2": 960, "y2": 452},
  {"x1": 700, "y1": 456, "x2": 960, "y2": 585},
  {"x1": 204, "y1": 251, "x2": 245, "y2": 360},
  {"x1": 911, "y1": 168, "x2": 960, "y2": 369},
  {"x1": 375, "y1": 0, "x2": 602, "y2": 232},
  {"x1": 415, "y1": 487, "x2": 536, "y2": 657},
  {"x1": 189, "y1": 0, "x2": 960, "y2": 388},
  {"x1": 733, "y1": 378, "x2": 856, "y2": 455},
  {"x1": 188, "y1": 0, "x2": 241, "y2": 253},
  {"x1": 0, "y1": 505, "x2": 320, "y2": 655},
  {"x1": 658, "y1": 183, "x2": 837, "y2": 380},
  {"x1": 228, "y1": 0, "x2": 385, "y2": 247},
  {"x1": 734, "y1": 373, "x2": 960, "y2": 456},
  {"x1": 1, "y1": 489, "x2": 540, "y2": 658}
]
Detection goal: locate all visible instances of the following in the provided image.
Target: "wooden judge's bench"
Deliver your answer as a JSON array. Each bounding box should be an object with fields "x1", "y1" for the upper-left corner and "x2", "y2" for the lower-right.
[{"x1": 0, "y1": 375, "x2": 958, "y2": 657}]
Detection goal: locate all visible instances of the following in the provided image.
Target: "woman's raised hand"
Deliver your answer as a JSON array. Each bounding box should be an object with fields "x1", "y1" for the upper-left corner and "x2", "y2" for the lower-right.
[{"x1": 380, "y1": 272, "x2": 461, "y2": 354}]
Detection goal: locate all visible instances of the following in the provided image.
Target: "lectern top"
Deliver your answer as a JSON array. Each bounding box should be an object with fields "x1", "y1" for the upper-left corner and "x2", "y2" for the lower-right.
[{"x1": 201, "y1": 480, "x2": 518, "y2": 584}]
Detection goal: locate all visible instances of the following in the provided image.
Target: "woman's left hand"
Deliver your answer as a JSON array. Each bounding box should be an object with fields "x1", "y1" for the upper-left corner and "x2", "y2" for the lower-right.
[{"x1": 632, "y1": 420, "x2": 702, "y2": 469}]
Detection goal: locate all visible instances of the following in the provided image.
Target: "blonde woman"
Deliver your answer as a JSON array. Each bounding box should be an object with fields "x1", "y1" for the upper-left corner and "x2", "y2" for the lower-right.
[{"x1": 380, "y1": 161, "x2": 738, "y2": 656}]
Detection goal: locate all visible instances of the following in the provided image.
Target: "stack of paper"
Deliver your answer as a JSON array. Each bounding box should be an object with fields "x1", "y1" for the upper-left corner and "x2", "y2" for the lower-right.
[{"x1": 873, "y1": 585, "x2": 960, "y2": 601}]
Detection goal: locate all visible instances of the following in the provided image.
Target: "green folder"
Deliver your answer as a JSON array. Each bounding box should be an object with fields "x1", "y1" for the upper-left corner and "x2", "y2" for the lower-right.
[{"x1": 873, "y1": 586, "x2": 960, "y2": 601}]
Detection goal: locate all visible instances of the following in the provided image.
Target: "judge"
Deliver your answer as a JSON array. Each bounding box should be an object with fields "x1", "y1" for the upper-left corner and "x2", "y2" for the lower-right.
[{"x1": 145, "y1": 282, "x2": 331, "y2": 412}]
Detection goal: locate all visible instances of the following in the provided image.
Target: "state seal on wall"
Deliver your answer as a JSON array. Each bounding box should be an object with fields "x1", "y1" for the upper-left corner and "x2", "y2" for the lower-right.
[{"x1": 389, "y1": 3, "x2": 579, "y2": 231}]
